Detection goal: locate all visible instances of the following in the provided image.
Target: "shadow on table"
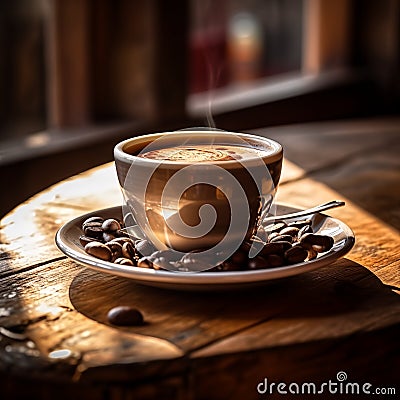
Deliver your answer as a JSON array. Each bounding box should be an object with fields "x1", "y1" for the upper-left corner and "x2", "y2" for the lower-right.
[{"x1": 69, "y1": 258, "x2": 399, "y2": 343}]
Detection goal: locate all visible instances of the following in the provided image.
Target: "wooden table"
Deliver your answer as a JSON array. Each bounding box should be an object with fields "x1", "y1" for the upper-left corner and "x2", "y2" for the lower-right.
[{"x1": 1, "y1": 118, "x2": 399, "y2": 399}]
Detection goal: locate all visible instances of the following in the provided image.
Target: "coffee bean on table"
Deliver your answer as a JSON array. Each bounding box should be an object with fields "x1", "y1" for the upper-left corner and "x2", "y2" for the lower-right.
[
  {"x1": 107, "y1": 306, "x2": 144, "y2": 326},
  {"x1": 84, "y1": 241, "x2": 112, "y2": 261}
]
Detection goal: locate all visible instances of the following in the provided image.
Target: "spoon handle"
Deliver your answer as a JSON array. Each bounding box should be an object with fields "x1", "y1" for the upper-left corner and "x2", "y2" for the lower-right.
[{"x1": 263, "y1": 200, "x2": 345, "y2": 224}]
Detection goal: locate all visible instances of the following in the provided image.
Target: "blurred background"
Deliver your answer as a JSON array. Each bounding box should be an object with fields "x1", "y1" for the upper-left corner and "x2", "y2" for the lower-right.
[{"x1": 0, "y1": 0, "x2": 399, "y2": 217}]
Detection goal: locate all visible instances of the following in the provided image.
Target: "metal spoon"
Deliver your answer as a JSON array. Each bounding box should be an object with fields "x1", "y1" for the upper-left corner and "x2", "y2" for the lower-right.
[{"x1": 263, "y1": 200, "x2": 345, "y2": 224}]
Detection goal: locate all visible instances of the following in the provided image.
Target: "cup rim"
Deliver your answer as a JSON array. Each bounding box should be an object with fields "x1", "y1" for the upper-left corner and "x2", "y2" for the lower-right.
[{"x1": 114, "y1": 129, "x2": 283, "y2": 166}]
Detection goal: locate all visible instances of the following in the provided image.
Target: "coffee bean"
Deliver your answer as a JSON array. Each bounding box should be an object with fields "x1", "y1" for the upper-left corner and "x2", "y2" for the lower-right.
[
  {"x1": 103, "y1": 232, "x2": 116, "y2": 242},
  {"x1": 114, "y1": 257, "x2": 135, "y2": 266},
  {"x1": 122, "y1": 241, "x2": 136, "y2": 260},
  {"x1": 267, "y1": 232, "x2": 279, "y2": 242},
  {"x1": 116, "y1": 229, "x2": 130, "y2": 238},
  {"x1": 279, "y1": 226, "x2": 300, "y2": 237},
  {"x1": 260, "y1": 241, "x2": 291, "y2": 256},
  {"x1": 284, "y1": 245, "x2": 308, "y2": 264},
  {"x1": 79, "y1": 235, "x2": 97, "y2": 247},
  {"x1": 102, "y1": 218, "x2": 121, "y2": 232},
  {"x1": 106, "y1": 242, "x2": 123, "y2": 261},
  {"x1": 247, "y1": 256, "x2": 269, "y2": 270},
  {"x1": 264, "y1": 222, "x2": 287, "y2": 235},
  {"x1": 84, "y1": 241, "x2": 112, "y2": 261},
  {"x1": 108, "y1": 237, "x2": 135, "y2": 245},
  {"x1": 270, "y1": 234, "x2": 293, "y2": 244},
  {"x1": 84, "y1": 222, "x2": 104, "y2": 240},
  {"x1": 107, "y1": 306, "x2": 144, "y2": 326},
  {"x1": 306, "y1": 248, "x2": 318, "y2": 261},
  {"x1": 300, "y1": 233, "x2": 334, "y2": 252},
  {"x1": 288, "y1": 219, "x2": 312, "y2": 229},
  {"x1": 298, "y1": 224, "x2": 313, "y2": 239},
  {"x1": 137, "y1": 257, "x2": 153, "y2": 269},
  {"x1": 82, "y1": 216, "x2": 104, "y2": 230},
  {"x1": 135, "y1": 240, "x2": 156, "y2": 257}
]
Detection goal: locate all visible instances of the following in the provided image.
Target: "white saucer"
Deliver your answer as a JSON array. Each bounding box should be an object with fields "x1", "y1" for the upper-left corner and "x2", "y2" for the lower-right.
[{"x1": 55, "y1": 204, "x2": 355, "y2": 291}]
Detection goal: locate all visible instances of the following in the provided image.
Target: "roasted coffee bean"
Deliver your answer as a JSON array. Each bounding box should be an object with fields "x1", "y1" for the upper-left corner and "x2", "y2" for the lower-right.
[
  {"x1": 84, "y1": 222, "x2": 104, "y2": 240},
  {"x1": 106, "y1": 242, "x2": 123, "y2": 261},
  {"x1": 82, "y1": 216, "x2": 104, "y2": 230},
  {"x1": 108, "y1": 237, "x2": 135, "y2": 245},
  {"x1": 284, "y1": 245, "x2": 308, "y2": 264},
  {"x1": 270, "y1": 234, "x2": 293, "y2": 244},
  {"x1": 260, "y1": 241, "x2": 291, "y2": 256},
  {"x1": 268, "y1": 232, "x2": 281, "y2": 242},
  {"x1": 122, "y1": 242, "x2": 136, "y2": 260},
  {"x1": 135, "y1": 239, "x2": 156, "y2": 257},
  {"x1": 298, "y1": 224, "x2": 313, "y2": 239},
  {"x1": 247, "y1": 256, "x2": 269, "y2": 270},
  {"x1": 137, "y1": 257, "x2": 153, "y2": 269},
  {"x1": 306, "y1": 248, "x2": 318, "y2": 261},
  {"x1": 279, "y1": 226, "x2": 300, "y2": 237},
  {"x1": 107, "y1": 306, "x2": 144, "y2": 326},
  {"x1": 300, "y1": 233, "x2": 334, "y2": 252},
  {"x1": 264, "y1": 222, "x2": 287, "y2": 235},
  {"x1": 265, "y1": 254, "x2": 284, "y2": 268},
  {"x1": 114, "y1": 257, "x2": 135, "y2": 266},
  {"x1": 103, "y1": 232, "x2": 116, "y2": 242},
  {"x1": 288, "y1": 219, "x2": 312, "y2": 229},
  {"x1": 102, "y1": 218, "x2": 121, "y2": 232},
  {"x1": 79, "y1": 235, "x2": 97, "y2": 247},
  {"x1": 85, "y1": 241, "x2": 112, "y2": 261},
  {"x1": 116, "y1": 229, "x2": 130, "y2": 238}
]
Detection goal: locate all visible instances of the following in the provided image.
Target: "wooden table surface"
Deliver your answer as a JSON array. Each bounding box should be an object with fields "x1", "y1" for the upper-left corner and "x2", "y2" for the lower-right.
[{"x1": 1, "y1": 118, "x2": 399, "y2": 399}]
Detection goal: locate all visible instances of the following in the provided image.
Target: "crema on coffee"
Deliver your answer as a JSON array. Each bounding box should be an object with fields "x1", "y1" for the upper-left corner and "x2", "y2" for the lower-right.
[{"x1": 137, "y1": 144, "x2": 273, "y2": 162}]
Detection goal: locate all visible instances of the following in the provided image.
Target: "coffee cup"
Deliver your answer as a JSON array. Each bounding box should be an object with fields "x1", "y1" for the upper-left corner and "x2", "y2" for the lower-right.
[{"x1": 114, "y1": 128, "x2": 283, "y2": 260}]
